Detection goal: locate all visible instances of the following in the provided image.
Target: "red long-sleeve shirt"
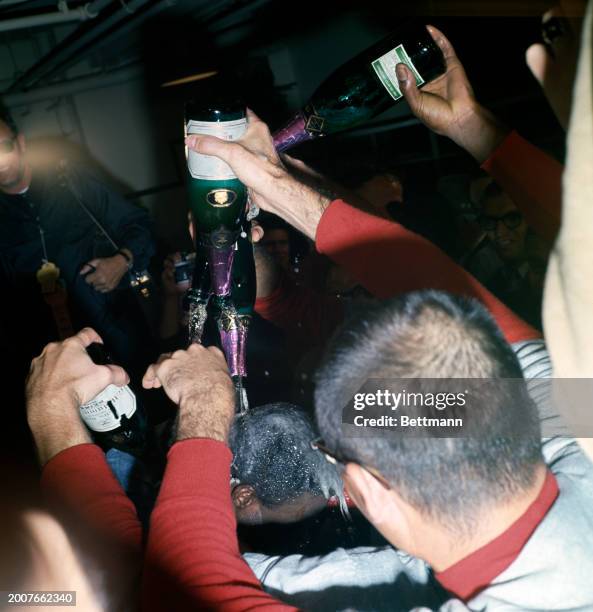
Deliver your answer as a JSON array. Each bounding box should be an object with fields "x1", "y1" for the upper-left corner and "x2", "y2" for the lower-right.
[
  {"x1": 41, "y1": 131, "x2": 562, "y2": 611},
  {"x1": 257, "y1": 132, "x2": 561, "y2": 346}
]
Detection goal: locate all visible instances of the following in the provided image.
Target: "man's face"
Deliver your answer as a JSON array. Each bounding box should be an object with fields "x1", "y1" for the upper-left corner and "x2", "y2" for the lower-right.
[
  {"x1": 261, "y1": 228, "x2": 291, "y2": 270},
  {"x1": 233, "y1": 487, "x2": 327, "y2": 525},
  {"x1": 481, "y1": 193, "x2": 528, "y2": 262},
  {"x1": 0, "y1": 121, "x2": 27, "y2": 191}
]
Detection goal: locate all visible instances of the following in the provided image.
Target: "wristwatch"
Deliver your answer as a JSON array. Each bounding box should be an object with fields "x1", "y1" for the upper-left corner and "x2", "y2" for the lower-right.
[{"x1": 117, "y1": 249, "x2": 134, "y2": 270}]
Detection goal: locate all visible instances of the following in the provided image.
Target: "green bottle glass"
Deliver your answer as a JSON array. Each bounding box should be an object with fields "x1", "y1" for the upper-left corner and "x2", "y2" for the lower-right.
[
  {"x1": 273, "y1": 21, "x2": 446, "y2": 151},
  {"x1": 185, "y1": 96, "x2": 248, "y2": 254},
  {"x1": 184, "y1": 91, "x2": 255, "y2": 412}
]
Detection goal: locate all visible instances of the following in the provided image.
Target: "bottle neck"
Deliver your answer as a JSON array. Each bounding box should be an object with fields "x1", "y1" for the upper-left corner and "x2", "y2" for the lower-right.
[{"x1": 273, "y1": 111, "x2": 318, "y2": 152}]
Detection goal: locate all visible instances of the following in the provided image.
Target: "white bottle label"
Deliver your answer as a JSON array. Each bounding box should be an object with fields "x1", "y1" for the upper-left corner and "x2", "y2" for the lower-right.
[
  {"x1": 80, "y1": 385, "x2": 136, "y2": 433},
  {"x1": 186, "y1": 118, "x2": 247, "y2": 180},
  {"x1": 371, "y1": 44, "x2": 425, "y2": 101}
]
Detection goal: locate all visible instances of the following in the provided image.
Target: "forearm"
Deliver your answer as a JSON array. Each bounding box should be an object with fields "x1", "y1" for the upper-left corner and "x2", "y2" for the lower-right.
[
  {"x1": 262, "y1": 170, "x2": 332, "y2": 241},
  {"x1": 42, "y1": 444, "x2": 143, "y2": 608},
  {"x1": 142, "y1": 440, "x2": 297, "y2": 611},
  {"x1": 482, "y1": 131, "x2": 563, "y2": 244},
  {"x1": 450, "y1": 103, "x2": 510, "y2": 165},
  {"x1": 316, "y1": 199, "x2": 539, "y2": 344},
  {"x1": 28, "y1": 398, "x2": 92, "y2": 466}
]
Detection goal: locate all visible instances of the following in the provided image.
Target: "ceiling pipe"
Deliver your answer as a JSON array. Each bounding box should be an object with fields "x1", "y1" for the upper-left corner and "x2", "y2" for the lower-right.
[
  {"x1": 0, "y1": 4, "x2": 96, "y2": 32},
  {"x1": 3, "y1": 64, "x2": 144, "y2": 106},
  {"x1": 0, "y1": 0, "x2": 33, "y2": 6},
  {"x1": 5, "y1": 0, "x2": 153, "y2": 93}
]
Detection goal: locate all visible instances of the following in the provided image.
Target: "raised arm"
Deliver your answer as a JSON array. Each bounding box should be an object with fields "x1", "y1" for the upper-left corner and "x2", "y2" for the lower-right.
[
  {"x1": 397, "y1": 25, "x2": 563, "y2": 244},
  {"x1": 26, "y1": 329, "x2": 143, "y2": 608},
  {"x1": 141, "y1": 345, "x2": 298, "y2": 611},
  {"x1": 186, "y1": 113, "x2": 538, "y2": 344}
]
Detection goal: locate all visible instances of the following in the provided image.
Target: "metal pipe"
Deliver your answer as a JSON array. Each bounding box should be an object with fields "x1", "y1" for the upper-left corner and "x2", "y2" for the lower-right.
[
  {"x1": 0, "y1": 6, "x2": 93, "y2": 32},
  {"x1": 3, "y1": 65, "x2": 144, "y2": 106},
  {"x1": 0, "y1": 0, "x2": 33, "y2": 6},
  {"x1": 5, "y1": 0, "x2": 150, "y2": 93}
]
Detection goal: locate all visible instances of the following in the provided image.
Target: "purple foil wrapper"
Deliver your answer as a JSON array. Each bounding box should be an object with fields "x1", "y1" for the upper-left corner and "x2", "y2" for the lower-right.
[
  {"x1": 208, "y1": 245, "x2": 234, "y2": 297},
  {"x1": 273, "y1": 111, "x2": 316, "y2": 152},
  {"x1": 220, "y1": 326, "x2": 246, "y2": 378},
  {"x1": 218, "y1": 312, "x2": 250, "y2": 378}
]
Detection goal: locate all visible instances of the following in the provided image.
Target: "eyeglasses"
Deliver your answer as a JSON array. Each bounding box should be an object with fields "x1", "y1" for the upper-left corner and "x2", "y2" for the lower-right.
[
  {"x1": 310, "y1": 437, "x2": 391, "y2": 490},
  {"x1": 478, "y1": 211, "x2": 523, "y2": 231},
  {"x1": 0, "y1": 137, "x2": 17, "y2": 155}
]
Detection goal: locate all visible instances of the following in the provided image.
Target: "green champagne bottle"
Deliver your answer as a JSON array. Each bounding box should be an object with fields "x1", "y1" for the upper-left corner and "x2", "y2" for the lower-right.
[
  {"x1": 273, "y1": 21, "x2": 445, "y2": 151},
  {"x1": 185, "y1": 96, "x2": 248, "y2": 252},
  {"x1": 184, "y1": 90, "x2": 255, "y2": 412}
]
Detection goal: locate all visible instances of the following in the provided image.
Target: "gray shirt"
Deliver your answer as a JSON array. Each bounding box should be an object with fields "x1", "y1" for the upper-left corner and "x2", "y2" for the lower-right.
[{"x1": 245, "y1": 341, "x2": 593, "y2": 611}]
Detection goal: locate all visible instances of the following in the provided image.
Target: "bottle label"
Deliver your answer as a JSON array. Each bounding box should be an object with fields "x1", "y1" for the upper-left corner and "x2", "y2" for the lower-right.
[
  {"x1": 371, "y1": 44, "x2": 425, "y2": 101},
  {"x1": 186, "y1": 118, "x2": 247, "y2": 180},
  {"x1": 206, "y1": 188, "x2": 237, "y2": 208},
  {"x1": 80, "y1": 385, "x2": 137, "y2": 433}
]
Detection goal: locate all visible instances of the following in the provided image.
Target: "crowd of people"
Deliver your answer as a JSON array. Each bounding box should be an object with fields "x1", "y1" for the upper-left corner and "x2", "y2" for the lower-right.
[{"x1": 2, "y1": 3, "x2": 593, "y2": 611}]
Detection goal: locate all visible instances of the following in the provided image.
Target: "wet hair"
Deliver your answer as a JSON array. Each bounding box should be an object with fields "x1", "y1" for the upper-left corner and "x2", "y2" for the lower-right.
[
  {"x1": 229, "y1": 403, "x2": 347, "y2": 514},
  {"x1": 315, "y1": 290, "x2": 542, "y2": 533},
  {"x1": 0, "y1": 102, "x2": 18, "y2": 136}
]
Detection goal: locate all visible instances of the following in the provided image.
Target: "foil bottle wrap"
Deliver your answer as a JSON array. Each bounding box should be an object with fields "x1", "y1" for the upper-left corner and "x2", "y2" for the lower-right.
[
  {"x1": 217, "y1": 305, "x2": 247, "y2": 378},
  {"x1": 208, "y1": 245, "x2": 235, "y2": 297},
  {"x1": 273, "y1": 111, "x2": 316, "y2": 152},
  {"x1": 187, "y1": 288, "x2": 209, "y2": 344}
]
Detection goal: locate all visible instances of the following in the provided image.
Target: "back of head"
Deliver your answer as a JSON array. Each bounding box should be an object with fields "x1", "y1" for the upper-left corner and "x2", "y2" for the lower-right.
[
  {"x1": 230, "y1": 403, "x2": 346, "y2": 513},
  {"x1": 315, "y1": 290, "x2": 542, "y2": 532}
]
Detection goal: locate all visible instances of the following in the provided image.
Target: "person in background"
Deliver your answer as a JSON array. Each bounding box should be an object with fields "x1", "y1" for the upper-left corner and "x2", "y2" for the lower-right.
[
  {"x1": 258, "y1": 214, "x2": 295, "y2": 273},
  {"x1": 0, "y1": 106, "x2": 156, "y2": 374},
  {"x1": 478, "y1": 182, "x2": 550, "y2": 330}
]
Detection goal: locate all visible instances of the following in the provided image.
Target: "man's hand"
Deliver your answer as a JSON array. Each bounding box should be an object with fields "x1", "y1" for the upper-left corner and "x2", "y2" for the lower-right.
[
  {"x1": 185, "y1": 109, "x2": 331, "y2": 240},
  {"x1": 80, "y1": 250, "x2": 132, "y2": 293},
  {"x1": 26, "y1": 328, "x2": 130, "y2": 465},
  {"x1": 142, "y1": 345, "x2": 235, "y2": 443},
  {"x1": 396, "y1": 25, "x2": 509, "y2": 164},
  {"x1": 526, "y1": 1, "x2": 585, "y2": 130}
]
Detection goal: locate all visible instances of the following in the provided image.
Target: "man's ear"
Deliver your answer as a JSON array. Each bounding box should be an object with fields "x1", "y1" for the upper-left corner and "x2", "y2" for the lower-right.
[
  {"x1": 231, "y1": 484, "x2": 257, "y2": 509},
  {"x1": 343, "y1": 463, "x2": 401, "y2": 527}
]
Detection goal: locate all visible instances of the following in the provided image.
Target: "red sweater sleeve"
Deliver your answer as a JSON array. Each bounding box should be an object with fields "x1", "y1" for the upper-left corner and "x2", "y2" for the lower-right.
[
  {"x1": 41, "y1": 444, "x2": 143, "y2": 610},
  {"x1": 41, "y1": 443, "x2": 142, "y2": 551},
  {"x1": 481, "y1": 131, "x2": 562, "y2": 244},
  {"x1": 142, "y1": 439, "x2": 298, "y2": 612},
  {"x1": 315, "y1": 199, "x2": 539, "y2": 344}
]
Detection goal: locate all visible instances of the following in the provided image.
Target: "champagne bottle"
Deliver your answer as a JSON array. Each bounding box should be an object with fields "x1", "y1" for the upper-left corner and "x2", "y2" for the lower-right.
[
  {"x1": 185, "y1": 94, "x2": 248, "y2": 257},
  {"x1": 273, "y1": 21, "x2": 446, "y2": 151},
  {"x1": 80, "y1": 343, "x2": 147, "y2": 456},
  {"x1": 185, "y1": 88, "x2": 255, "y2": 412}
]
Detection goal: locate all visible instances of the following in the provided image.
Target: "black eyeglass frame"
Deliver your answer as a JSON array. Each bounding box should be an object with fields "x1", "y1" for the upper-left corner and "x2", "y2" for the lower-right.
[
  {"x1": 478, "y1": 210, "x2": 523, "y2": 232},
  {"x1": 310, "y1": 437, "x2": 391, "y2": 490}
]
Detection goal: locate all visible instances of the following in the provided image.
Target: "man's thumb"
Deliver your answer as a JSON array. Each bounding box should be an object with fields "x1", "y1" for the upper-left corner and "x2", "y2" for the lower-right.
[
  {"x1": 396, "y1": 63, "x2": 421, "y2": 109},
  {"x1": 106, "y1": 364, "x2": 130, "y2": 388}
]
